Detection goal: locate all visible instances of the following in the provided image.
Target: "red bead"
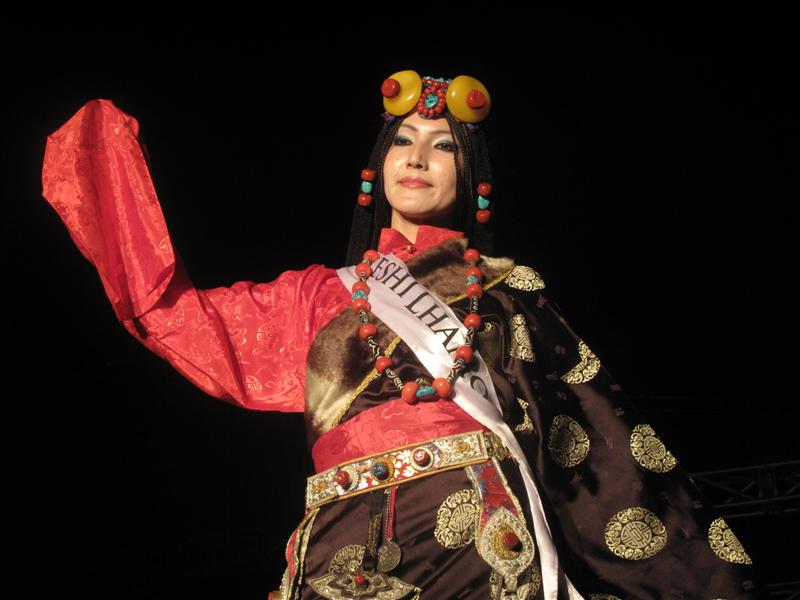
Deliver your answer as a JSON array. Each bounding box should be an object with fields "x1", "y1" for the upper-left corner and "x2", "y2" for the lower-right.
[
  {"x1": 355, "y1": 262, "x2": 373, "y2": 277},
  {"x1": 464, "y1": 313, "x2": 482, "y2": 329},
  {"x1": 466, "y1": 266, "x2": 483, "y2": 280},
  {"x1": 334, "y1": 470, "x2": 351, "y2": 487},
  {"x1": 502, "y1": 531, "x2": 520, "y2": 550},
  {"x1": 357, "y1": 193, "x2": 373, "y2": 207},
  {"x1": 381, "y1": 78, "x2": 401, "y2": 99},
  {"x1": 467, "y1": 89, "x2": 487, "y2": 109},
  {"x1": 352, "y1": 280, "x2": 370, "y2": 294},
  {"x1": 351, "y1": 298, "x2": 370, "y2": 314},
  {"x1": 361, "y1": 168, "x2": 376, "y2": 181},
  {"x1": 412, "y1": 448, "x2": 431, "y2": 466},
  {"x1": 359, "y1": 323, "x2": 377, "y2": 341},
  {"x1": 401, "y1": 381, "x2": 420, "y2": 404},
  {"x1": 433, "y1": 377, "x2": 451, "y2": 399},
  {"x1": 466, "y1": 283, "x2": 483, "y2": 299},
  {"x1": 362, "y1": 249, "x2": 379, "y2": 263},
  {"x1": 477, "y1": 182, "x2": 492, "y2": 197},
  {"x1": 463, "y1": 248, "x2": 480, "y2": 263},
  {"x1": 476, "y1": 209, "x2": 491, "y2": 223},
  {"x1": 375, "y1": 356, "x2": 393, "y2": 373},
  {"x1": 353, "y1": 573, "x2": 367, "y2": 587},
  {"x1": 456, "y1": 345, "x2": 473, "y2": 363}
]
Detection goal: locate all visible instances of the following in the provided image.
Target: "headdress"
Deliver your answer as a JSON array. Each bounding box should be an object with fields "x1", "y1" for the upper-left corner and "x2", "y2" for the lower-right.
[
  {"x1": 379, "y1": 70, "x2": 491, "y2": 126},
  {"x1": 357, "y1": 69, "x2": 493, "y2": 225}
]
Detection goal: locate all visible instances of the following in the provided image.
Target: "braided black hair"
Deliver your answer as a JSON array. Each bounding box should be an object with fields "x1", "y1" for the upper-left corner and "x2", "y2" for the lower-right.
[{"x1": 345, "y1": 111, "x2": 496, "y2": 266}]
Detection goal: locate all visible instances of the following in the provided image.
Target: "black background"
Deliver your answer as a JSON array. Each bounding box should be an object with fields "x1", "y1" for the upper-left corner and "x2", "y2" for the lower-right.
[{"x1": 6, "y1": 10, "x2": 798, "y2": 599}]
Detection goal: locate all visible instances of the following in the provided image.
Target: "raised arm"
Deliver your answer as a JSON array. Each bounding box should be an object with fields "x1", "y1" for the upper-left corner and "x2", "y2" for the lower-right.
[{"x1": 41, "y1": 99, "x2": 341, "y2": 413}]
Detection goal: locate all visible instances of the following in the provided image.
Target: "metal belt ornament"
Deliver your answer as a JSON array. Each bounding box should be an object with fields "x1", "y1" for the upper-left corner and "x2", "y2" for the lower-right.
[
  {"x1": 306, "y1": 429, "x2": 509, "y2": 509},
  {"x1": 336, "y1": 251, "x2": 585, "y2": 600}
]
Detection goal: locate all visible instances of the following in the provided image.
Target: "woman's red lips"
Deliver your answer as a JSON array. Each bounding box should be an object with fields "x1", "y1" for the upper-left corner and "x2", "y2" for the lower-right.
[{"x1": 399, "y1": 177, "x2": 432, "y2": 187}]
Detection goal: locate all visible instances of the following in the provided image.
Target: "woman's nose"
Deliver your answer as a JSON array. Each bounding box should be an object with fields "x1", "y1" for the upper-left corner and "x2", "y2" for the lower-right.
[{"x1": 407, "y1": 148, "x2": 427, "y2": 168}]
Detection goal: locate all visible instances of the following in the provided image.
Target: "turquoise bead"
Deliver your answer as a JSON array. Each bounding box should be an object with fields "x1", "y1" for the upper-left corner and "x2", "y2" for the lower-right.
[
  {"x1": 467, "y1": 275, "x2": 480, "y2": 284},
  {"x1": 425, "y1": 93, "x2": 439, "y2": 108},
  {"x1": 361, "y1": 181, "x2": 373, "y2": 193},
  {"x1": 352, "y1": 290, "x2": 367, "y2": 300},
  {"x1": 416, "y1": 386, "x2": 436, "y2": 398},
  {"x1": 477, "y1": 196, "x2": 490, "y2": 209}
]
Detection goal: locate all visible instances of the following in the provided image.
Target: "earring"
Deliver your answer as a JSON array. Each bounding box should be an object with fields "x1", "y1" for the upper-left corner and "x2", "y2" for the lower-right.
[
  {"x1": 358, "y1": 169, "x2": 376, "y2": 207},
  {"x1": 476, "y1": 182, "x2": 492, "y2": 223}
]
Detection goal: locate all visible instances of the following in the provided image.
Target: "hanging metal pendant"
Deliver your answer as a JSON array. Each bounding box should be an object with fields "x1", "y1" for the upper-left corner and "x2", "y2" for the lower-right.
[{"x1": 377, "y1": 539, "x2": 402, "y2": 572}]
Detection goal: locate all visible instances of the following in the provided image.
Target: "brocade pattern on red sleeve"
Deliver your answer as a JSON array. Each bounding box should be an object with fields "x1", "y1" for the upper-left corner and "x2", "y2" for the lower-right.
[{"x1": 41, "y1": 98, "x2": 350, "y2": 413}]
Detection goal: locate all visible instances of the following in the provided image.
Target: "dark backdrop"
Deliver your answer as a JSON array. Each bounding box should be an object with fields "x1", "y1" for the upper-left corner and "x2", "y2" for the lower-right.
[{"x1": 6, "y1": 10, "x2": 797, "y2": 600}]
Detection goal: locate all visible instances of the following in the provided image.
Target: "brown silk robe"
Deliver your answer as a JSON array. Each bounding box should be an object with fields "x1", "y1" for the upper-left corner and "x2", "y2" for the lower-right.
[{"x1": 284, "y1": 236, "x2": 759, "y2": 600}]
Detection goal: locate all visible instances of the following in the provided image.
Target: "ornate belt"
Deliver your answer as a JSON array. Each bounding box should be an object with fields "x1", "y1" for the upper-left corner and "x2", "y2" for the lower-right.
[{"x1": 305, "y1": 429, "x2": 511, "y2": 510}]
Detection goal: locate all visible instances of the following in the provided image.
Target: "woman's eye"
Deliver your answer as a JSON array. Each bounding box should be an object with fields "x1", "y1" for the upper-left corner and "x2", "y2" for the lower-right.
[{"x1": 392, "y1": 136, "x2": 456, "y2": 152}]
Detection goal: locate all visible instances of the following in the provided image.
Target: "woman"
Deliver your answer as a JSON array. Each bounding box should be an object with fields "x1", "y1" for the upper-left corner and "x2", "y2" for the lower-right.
[{"x1": 41, "y1": 71, "x2": 757, "y2": 600}]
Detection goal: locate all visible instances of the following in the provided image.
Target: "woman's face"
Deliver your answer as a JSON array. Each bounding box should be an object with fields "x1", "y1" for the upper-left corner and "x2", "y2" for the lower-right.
[{"x1": 383, "y1": 112, "x2": 462, "y2": 223}]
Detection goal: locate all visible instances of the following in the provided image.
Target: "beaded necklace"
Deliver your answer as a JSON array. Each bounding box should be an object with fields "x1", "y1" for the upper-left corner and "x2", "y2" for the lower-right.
[{"x1": 350, "y1": 245, "x2": 485, "y2": 404}]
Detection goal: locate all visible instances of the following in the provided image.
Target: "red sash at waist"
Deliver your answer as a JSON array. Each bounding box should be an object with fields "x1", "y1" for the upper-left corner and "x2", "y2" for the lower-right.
[{"x1": 311, "y1": 397, "x2": 491, "y2": 473}]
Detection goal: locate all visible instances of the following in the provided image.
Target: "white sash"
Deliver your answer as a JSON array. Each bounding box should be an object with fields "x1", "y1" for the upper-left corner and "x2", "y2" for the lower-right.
[{"x1": 337, "y1": 252, "x2": 584, "y2": 600}]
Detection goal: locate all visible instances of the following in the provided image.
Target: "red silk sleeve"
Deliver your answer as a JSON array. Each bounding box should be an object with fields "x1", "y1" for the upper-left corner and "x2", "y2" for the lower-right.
[{"x1": 41, "y1": 98, "x2": 345, "y2": 413}]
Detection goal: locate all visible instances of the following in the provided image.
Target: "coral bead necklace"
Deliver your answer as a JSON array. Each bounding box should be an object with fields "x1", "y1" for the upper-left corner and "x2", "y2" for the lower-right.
[{"x1": 350, "y1": 246, "x2": 485, "y2": 404}]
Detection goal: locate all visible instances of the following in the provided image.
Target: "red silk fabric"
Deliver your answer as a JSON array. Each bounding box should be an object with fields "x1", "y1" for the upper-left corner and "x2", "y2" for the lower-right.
[
  {"x1": 311, "y1": 396, "x2": 489, "y2": 473},
  {"x1": 40, "y1": 98, "x2": 464, "y2": 413}
]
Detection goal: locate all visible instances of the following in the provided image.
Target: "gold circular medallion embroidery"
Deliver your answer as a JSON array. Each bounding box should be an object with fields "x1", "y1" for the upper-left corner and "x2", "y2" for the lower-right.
[
  {"x1": 509, "y1": 313, "x2": 536, "y2": 362},
  {"x1": 561, "y1": 340, "x2": 601, "y2": 383},
  {"x1": 435, "y1": 489, "x2": 480, "y2": 549},
  {"x1": 547, "y1": 415, "x2": 590, "y2": 468},
  {"x1": 630, "y1": 424, "x2": 677, "y2": 473},
  {"x1": 604, "y1": 506, "x2": 667, "y2": 560},
  {"x1": 505, "y1": 265, "x2": 546, "y2": 292},
  {"x1": 328, "y1": 544, "x2": 365, "y2": 574},
  {"x1": 708, "y1": 517, "x2": 752, "y2": 564}
]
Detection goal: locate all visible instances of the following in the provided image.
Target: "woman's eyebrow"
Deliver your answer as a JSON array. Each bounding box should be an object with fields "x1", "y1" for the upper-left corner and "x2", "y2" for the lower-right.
[{"x1": 400, "y1": 124, "x2": 453, "y2": 136}]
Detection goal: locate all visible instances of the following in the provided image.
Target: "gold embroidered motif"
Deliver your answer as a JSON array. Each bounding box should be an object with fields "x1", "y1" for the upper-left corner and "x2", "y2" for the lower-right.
[
  {"x1": 604, "y1": 507, "x2": 667, "y2": 560},
  {"x1": 307, "y1": 543, "x2": 421, "y2": 600},
  {"x1": 504, "y1": 265, "x2": 546, "y2": 292},
  {"x1": 589, "y1": 595, "x2": 622, "y2": 600},
  {"x1": 489, "y1": 562, "x2": 541, "y2": 600},
  {"x1": 708, "y1": 517, "x2": 753, "y2": 564},
  {"x1": 547, "y1": 415, "x2": 590, "y2": 468},
  {"x1": 476, "y1": 505, "x2": 535, "y2": 577},
  {"x1": 484, "y1": 432, "x2": 512, "y2": 461},
  {"x1": 630, "y1": 424, "x2": 677, "y2": 473},
  {"x1": 434, "y1": 488, "x2": 480, "y2": 549},
  {"x1": 481, "y1": 322, "x2": 496, "y2": 334},
  {"x1": 514, "y1": 398, "x2": 535, "y2": 432},
  {"x1": 560, "y1": 339, "x2": 601, "y2": 383},
  {"x1": 509, "y1": 313, "x2": 536, "y2": 362}
]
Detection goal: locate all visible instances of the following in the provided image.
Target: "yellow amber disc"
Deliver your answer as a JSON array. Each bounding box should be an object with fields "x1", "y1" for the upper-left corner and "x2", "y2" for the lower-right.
[
  {"x1": 446, "y1": 75, "x2": 491, "y2": 123},
  {"x1": 382, "y1": 70, "x2": 423, "y2": 116}
]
